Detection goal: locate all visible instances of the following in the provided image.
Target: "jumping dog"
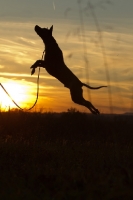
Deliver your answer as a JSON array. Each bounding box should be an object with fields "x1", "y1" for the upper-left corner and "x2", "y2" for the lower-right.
[{"x1": 31, "y1": 25, "x2": 107, "y2": 114}]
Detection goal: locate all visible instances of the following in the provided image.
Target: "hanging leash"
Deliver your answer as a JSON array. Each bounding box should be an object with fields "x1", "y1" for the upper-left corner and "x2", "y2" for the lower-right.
[{"x1": 0, "y1": 50, "x2": 45, "y2": 111}]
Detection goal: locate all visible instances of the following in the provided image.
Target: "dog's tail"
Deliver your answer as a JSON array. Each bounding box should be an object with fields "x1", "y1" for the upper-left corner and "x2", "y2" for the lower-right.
[{"x1": 82, "y1": 83, "x2": 107, "y2": 90}]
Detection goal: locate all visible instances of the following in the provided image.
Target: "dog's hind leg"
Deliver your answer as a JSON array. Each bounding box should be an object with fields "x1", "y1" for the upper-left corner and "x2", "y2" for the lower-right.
[{"x1": 70, "y1": 87, "x2": 100, "y2": 115}]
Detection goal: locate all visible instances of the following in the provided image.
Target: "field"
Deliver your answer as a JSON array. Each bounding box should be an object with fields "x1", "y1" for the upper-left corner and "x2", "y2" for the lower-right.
[{"x1": 0, "y1": 110, "x2": 133, "y2": 199}]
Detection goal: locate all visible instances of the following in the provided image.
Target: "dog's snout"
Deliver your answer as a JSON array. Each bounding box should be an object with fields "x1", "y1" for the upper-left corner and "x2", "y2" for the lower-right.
[
  {"x1": 35, "y1": 25, "x2": 42, "y2": 33},
  {"x1": 35, "y1": 25, "x2": 39, "y2": 31}
]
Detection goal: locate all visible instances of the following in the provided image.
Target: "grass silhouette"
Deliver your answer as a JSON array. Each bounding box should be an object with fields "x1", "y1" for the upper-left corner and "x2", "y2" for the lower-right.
[{"x1": 0, "y1": 110, "x2": 133, "y2": 199}]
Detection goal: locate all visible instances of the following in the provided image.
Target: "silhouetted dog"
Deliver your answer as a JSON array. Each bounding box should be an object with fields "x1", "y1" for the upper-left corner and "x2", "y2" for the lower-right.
[{"x1": 31, "y1": 25, "x2": 107, "y2": 114}]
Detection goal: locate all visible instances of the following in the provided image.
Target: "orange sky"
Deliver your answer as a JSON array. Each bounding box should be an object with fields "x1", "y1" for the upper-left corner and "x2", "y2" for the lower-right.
[{"x1": 0, "y1": 0, "x2": 133, "y2": 114}]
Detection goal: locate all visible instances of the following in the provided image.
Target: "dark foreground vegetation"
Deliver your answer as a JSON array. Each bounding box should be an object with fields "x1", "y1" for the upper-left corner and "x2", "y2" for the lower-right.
[{"x1": 0, "y1": 110, "x2": 133, "y2": 199}]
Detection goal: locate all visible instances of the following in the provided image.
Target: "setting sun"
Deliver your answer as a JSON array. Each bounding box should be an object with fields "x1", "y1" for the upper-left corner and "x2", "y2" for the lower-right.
[{"x1": 0, "y1": 80, "x2": 30, "y2": 111}]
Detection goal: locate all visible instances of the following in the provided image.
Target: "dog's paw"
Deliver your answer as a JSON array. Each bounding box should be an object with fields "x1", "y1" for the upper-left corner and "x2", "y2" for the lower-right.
[
  {"x1": 31, "y1": 68, "x2": 35, "y2": 75},
  {"x1": 30, "y1": 64, "x2": 35, "y2": 69}
]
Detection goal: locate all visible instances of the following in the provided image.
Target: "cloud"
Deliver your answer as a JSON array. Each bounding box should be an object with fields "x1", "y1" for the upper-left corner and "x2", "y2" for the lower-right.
[{"x1": 0, "y1": 65, "x2": 4, "y2": 69}]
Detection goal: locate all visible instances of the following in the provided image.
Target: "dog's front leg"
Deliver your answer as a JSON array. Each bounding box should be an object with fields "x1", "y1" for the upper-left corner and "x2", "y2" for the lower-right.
[{"x1": 30, "y1": 60, "x2": 46, "y2": 75}]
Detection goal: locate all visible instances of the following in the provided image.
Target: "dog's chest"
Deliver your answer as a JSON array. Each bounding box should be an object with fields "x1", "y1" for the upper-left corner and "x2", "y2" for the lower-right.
[{"x1": 44, "y1": 48, "x2": 64, "y2": 71}]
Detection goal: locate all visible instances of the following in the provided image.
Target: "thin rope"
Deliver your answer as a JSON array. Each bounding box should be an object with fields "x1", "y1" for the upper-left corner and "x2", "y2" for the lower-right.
[{"x1": 0, "y1": 51, "x2": 45, "y2": 111}]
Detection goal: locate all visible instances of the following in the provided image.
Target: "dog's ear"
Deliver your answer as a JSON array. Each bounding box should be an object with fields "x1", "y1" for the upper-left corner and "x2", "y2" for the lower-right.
[{"x1": 49, "y1": 25, "x2": 53, "y2": 35}]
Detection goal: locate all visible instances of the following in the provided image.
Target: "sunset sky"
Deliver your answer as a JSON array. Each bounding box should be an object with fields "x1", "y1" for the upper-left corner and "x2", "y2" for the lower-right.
[{"x1": 0, "y1": 0, "x2": 133, "y2": 113}]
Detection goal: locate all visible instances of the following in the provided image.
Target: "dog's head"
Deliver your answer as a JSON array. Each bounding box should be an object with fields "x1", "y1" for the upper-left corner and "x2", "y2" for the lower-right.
[{"x1": 35, "y1": 25, "x2": 53, "y2": 43}]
